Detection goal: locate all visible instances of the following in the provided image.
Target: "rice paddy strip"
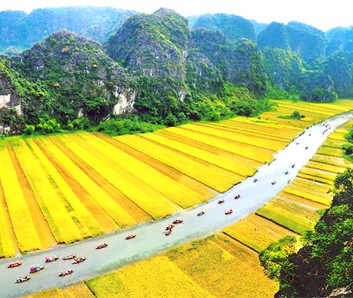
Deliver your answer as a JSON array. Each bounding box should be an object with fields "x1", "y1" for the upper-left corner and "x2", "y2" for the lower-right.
[
  {"x1": 165, "y1": 126, "x2": 273, "y2": 163},
  {"x1": 90, "y1": 256, "x2": 214, "y2": 298},
  {"x1": 274, "y1": 102, "x2": 341, "y2": 116},
  {"x1": 299, "y1": 167, "x2": 337, "y2": 184},
  {"x1": 224, "y1": 117, "x2": 302, "y2": 137},
  {"x1": 57, "y1": 134, "x2": 178, "y2": 219},
  {"x1": 141, "y1": 132, "x2": 255, "y2": 177},
  {"x1": 34, "y1": 137, "x2": 127, "y2": 231},
  {"x1": 223, "y1": 214, "x2": 298, "y2": 252},
  {"x1": 192, "y1": 123, "x2": 287, "y2": 151},
  {"x1": 303, "y1": 161, "x2": 346, "y2": 175},
  {"x1": 6, "y1": 142, "x2": 55, "y2": 249},
  {"x1": 210, "y1": 121, "x2": 295, "y2": 143},
  {"x1": 26, "y1": 138, "x2": 103, "y2": 238},
  {"x1": 116, "y1": 134, "x2": 242, "y2": 192},
  {"x1": 10, "y1": 139, "x2": 82, "y2": 244},
  {"x1": 269, "y1": 197, "x2": 321, "y2": 223},
  {"x1": 183, "y1": 123, "x2": 285, "y2": 151},
  {"x1": 167, "y1": 237, "x2": 278, "y2": 298},
  {"x1": 276, "y1": 191, "x2": 329, "y2": 211},
  {"x1": 323, "y1": 139, "x2": 347, "y2": 149},
  {"x1": 210, "y1": 233, "x2": 266, "y2": 268},
  {"x1": 282, "y1": 184, "x2": 331, "y2": 205},
  {"x1": 49, "y1": 136, "x2": 151, "y2": 223},
  {"x1": 311, "y1": 154, "x2": 350, "y2": 167},
  {"x1": 27, "y1": 283, "x2": 94, "y2": 298},
  {"x1": 76, "y1": 131, "x2": 205, "y2": 209},
  {"x1": 155, "y1": 129, "x2": 261, "y2": 168},
  {"x1": 0, "y1": 143, "x2": 42, "y2": 253},
  {"x1": 297, "y1": 172, "x2": 334, "y2": 185},
  {"x1": 93, "y1": 132, "x2": 217, "y2": 200},
  {"x1": 256, "y1": 203, "x2": 316, "y2": 235},
  {"x1": 289, "y1": 178, "x2": 332, "y2": 198},
  {"x1": 0, "y1": 178, "x2": 17, "y2": 258}
]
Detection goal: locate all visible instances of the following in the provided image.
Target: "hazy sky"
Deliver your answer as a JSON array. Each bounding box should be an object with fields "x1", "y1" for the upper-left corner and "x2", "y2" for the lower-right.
[{"x1": 0, "y1": 0, "x2": 352, "y2": 31}]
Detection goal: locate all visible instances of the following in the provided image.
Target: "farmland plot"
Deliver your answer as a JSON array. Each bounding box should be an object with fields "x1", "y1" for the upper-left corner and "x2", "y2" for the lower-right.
[
  {"x1": 210, "y1": 118, "x2": 301, "y2": 142},
  {"x1": 10, "y1": 141, "x2": 93, "y2": 243},
  {"x1": 88, "y1": 256, "x2": 213, "y2": 298},
  {"x1": 223, "y1": 214, "x2": 298, "y2": 252},
  {"x1": 20, "y1": 99, "x2": 353, "y2": 296},
  {"x1": 185, "y1": 123, "x2": 286, "y2": 151},
  {"x1": 154, "y1": 129, "x2": 262, "y2": 168},
  {"x1": 116, "y1": 134, "x2": 243, "y2": 192},
  {"x1": 164, "y1": 126, "x2": 274, "y2": 163},
  {"x1": 74, "y1": 132, "x2": 206, "y2": 208},
  {"x1": 141, "y1": 132, "x2": 255, "y2": 177},
  {"x1": 35, "y1": 137, "x2": 134, "y2": 230},
  {"x1": 93, "y1": 131, "x2": 217, "y2": 200},
  {"x1": 0, "y1": 144, "x2": 42, "y2": 253},
  {"x1": 57, "y1": 133, "x2": 179, "y2": 219}
]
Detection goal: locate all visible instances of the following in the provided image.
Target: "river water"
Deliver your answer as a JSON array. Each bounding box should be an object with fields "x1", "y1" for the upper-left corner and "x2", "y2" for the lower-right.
[{"x1": 1, "y1": 112, "x2": 353, "y2": 297}]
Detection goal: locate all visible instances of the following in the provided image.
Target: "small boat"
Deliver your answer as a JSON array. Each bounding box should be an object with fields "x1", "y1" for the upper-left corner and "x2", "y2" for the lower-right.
[
  {"x1": 59, "y1": 269, "x2": 74, "y2": 277},
  {"x1": 72, "y1": 257, "x2": 86, "y2": 264},
  {"x1": 172, "y1": 219, "x2": 183, "y2": 224},
  {"x1": 62, "y1": 254, "x2": 76, "y2": 260},
  {"x1": 225, "y1": 209, "x2": 233, "y2": 215},
  {"x1": 8, "y1": 261, "x2": 22, "y2": 268},
  {"x1": 45, "y1": 256, "x2": 58, "y2": 263},
  {"x1": 165, "y1": 224, "x2": 174, "y2": 231},
  {"x1": 125, "y1": 234, "x2": 136, "y2": 240},
  {"x1": 29, "y1": 266, "x2": 44, "y2": 273},
  {"x1": 14, "y1": 276, "x2": 30, "y2": 283},
  {"x1": 96, "y1": 243, "x2": 108, "y2": 249}
]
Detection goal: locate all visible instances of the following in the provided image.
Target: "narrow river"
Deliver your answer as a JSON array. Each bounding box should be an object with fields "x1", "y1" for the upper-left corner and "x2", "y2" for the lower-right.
[{"x1": 1, "y1": 112, "x2": 353, "y2": 297}]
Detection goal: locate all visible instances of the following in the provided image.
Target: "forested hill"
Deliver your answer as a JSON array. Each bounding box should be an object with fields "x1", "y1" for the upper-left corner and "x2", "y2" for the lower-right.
[
  {"x1": 0, "y1": 6, "x2": 137, "y2": 55},
  {"x1": 0, "y1": 7, "x2": 353, "y2": 135}
]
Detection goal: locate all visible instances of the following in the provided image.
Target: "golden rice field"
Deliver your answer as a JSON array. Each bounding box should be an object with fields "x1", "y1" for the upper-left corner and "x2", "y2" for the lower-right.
[
  {"x1": 30, "y1": 234, "x2": 279, "y2": 298},
  {"x1": 1, "y1": 99, "x2": 353, "y2": 256},
  {"x1": 28, "y1": 100, "x2": 353, "y2": 298}
]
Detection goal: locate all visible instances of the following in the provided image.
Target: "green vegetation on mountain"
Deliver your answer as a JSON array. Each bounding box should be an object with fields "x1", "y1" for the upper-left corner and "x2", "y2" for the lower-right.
[
  {"x1": 0, "y1": 7, "x2": 137, "y2": 55},
  {"x1": 263, "y1": 47, "x2": 336, "y2": 102},
  {"x1": 323, "y1": 52, "x2": 353, "y2": 98},
  {"x1": 191, "y1": 13, "x2": 256, "y2": 42},
  {"x1": 9, "y1": 30, "x2": 133, "y2": 130},
  {"x1": 1, "y1": 8, "x2": 353, "y2": 135},
  {"x1": 258, "y1": 21, "x2": 326, "y2": 66}
]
